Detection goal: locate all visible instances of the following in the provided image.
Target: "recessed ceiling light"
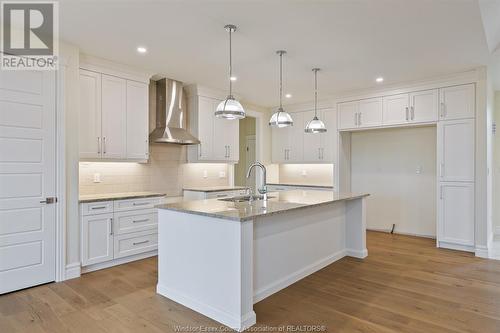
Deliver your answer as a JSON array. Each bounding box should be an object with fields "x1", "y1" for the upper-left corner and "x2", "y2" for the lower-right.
[
  {"x1": 230, "y1": 76, "x2": 237, "y2": 81},
  {"x1": 285, "y1": 93, "x2": 292, "y2": 98},
  {"x1": 137, "y1": 46, "x2": 147, "y2": 54},
  {"x1": 376, "y1": 77, "x2": 384, "y2": 83}
]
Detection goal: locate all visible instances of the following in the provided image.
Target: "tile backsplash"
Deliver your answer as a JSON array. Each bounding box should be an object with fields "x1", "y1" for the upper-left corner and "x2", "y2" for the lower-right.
[{"x1": 79, "y1": 144, "x2": 229, "y2": 196}]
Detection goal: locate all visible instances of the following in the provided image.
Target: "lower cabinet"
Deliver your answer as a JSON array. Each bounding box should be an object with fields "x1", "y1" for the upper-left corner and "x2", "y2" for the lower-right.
[
  {"x1": 183, "y1": 189, "x2": 247, "y2": 201},
  {"x1": 438, "y1": 182, "x2": 474, "y2": 251},
  {"x1": 80, "y1": 196, "x2": 167, "y2": 270}
]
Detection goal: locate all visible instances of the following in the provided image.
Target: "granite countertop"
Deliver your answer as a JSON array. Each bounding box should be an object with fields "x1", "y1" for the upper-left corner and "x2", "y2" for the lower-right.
[
  {"x1": 183, "y1": 186, "x2": 247, "y2": 193},
  {"x1": 79, "y1": 191, "x2": 166, "y2": 203},
  {"x1": 267, "y1": 183, "x2": 334, "y2": 189},
  {"x1": 157, "y1": 190, "x2": 369, "y2": 222}
]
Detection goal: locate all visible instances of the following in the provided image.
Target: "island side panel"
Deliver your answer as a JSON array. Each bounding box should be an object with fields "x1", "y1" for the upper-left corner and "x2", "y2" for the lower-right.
[
  {"x1": 253, "y1": 201, "x2": 347, "y2": 303},
  {"x1": 157, "y1": 209, "x2": 256, "y2": 331},
  {"x1": 345, "y1": 197, "x2": 368, "y2": 258}
]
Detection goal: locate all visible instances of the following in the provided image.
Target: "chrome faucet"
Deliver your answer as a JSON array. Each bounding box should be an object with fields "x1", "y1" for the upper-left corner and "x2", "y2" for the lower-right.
[{"x1": 246, "y1": 162, "x2": 268, "y2": 200}]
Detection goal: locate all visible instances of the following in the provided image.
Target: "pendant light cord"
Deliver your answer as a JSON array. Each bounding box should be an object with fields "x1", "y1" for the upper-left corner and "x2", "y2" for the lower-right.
[
  {"x1": 279, "y1": 52, "x2": 283, "y2": 109},
  {"x1": 228, "y1": 28, "x2": 233, "y2": 97},
  {"x1": 313, "y1": 68, "x2": 319, "y2": 118}
]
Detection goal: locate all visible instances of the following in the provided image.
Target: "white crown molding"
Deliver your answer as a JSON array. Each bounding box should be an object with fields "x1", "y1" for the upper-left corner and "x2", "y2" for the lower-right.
[{"x1": 79, "y1": 54, "x2": 154, "y2": 83}]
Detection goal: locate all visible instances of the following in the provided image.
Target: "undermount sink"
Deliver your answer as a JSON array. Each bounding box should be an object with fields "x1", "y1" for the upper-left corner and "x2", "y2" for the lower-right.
[{"x1": 218, "y1": 195, "x2": 274, "y2": 203}]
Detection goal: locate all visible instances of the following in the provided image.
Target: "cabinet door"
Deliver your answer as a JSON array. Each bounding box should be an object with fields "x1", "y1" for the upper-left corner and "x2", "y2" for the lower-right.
[
  {"x1": 438, "y1": 119, "x2": 474, "y2": 182},
  {"x1": 196, "y1": 96, "x2": 215, "y2": 160},
  {"x1": 320, "y1": 109, "x2": 337, "y2": 162},
  {"x1": 303, "y1": 110, "x2": 322, "y2": 162},
  {"x1": 81, "y1": 213, "x2": 113, "y2": 266},
  {"x1": 440, "y1": 84, "x2": 475, "y2": 120},
  {"x1": 409, "y1": 89, "x2": 438, "y2": 123},
  {"x1": 226, "y1": 117, "x2": 239, "y2": 162},
  {"x1": 358, "y1": 97, "x2": 383, "y2": 128},
  {"x1": 288, "y1": 112, "x2": 304, "y2": 162},
  {"x1": 338, "y1": 101, "x2": 358, "y2": 130},
  {"x1": 101, "y1": 74, "x2": 127, "y2": 159},
  {"x1": 272, "y1": 126, "x2": 289, "y2": 163},
  {"x1": 213, "y1": 101, "x2": 230, "y2": 160},
  {"x1": 126, "y1": 80, "x2": 149, "y2": 160},
  {"x1": 438, "y1": 182, "x2": 474, "y2": 247},
  {"x1": 79, "y1": 70, "x2": 102, "y2": 158},
  {"x1": 383, "y1": 93, "x2": 409, "y2": 125}
]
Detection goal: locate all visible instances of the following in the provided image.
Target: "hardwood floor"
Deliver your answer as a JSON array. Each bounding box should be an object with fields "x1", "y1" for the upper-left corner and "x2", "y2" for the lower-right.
[{"x1": 1, "y1": 231, "x2": 500, "y2": 332}]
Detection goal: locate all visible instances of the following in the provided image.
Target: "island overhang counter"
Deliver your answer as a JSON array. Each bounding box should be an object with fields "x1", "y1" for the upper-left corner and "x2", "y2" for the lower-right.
[{"x1": 156, "y1": 190, "x2": 369, "y2": 331}]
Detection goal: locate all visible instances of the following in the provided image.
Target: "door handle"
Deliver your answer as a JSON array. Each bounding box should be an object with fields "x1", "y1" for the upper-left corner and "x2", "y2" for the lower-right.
[
  {"x1": 109, "y1": 218, "x2": 113, "y2": 235},
  {"x1": 133, "y1": 202, "x2": 150, "y2": 206},
  {"x1": 318, "y1": 148, "x2": 321, "y2": 159},
  {"x1": 103, "y1": 137, "x2": 106, "y2": 154},
  {"x1": 199, "y1": 144, "x2": 202, "y2": 157},
  {"x1": 354, "y1": 113, "x2": 357, "y2": 126},
  {"x1": 97, "y1": 137, "x2": 101, "y2": 154},
  {"x1": 358, "y1": 113, "x2": 362, "y2": 126},
  {"x1": 40, "y1": 197, "x2": 56, "y2": 204},
  {"x1": 132, "y1": 219, "x2": 149, "y2": 223},
  {"x1": 440, "y1": 102, "x2": 446, "y2": 119},
  {"x1": 411, "y1": 106, "x2": 415, "y2": 120},
  {"x1": 405, "y1": 107, "x2": 409, "y2": 121},
  {"x1": 133, "y1": 240, "x2": 150, "y2": 246}
]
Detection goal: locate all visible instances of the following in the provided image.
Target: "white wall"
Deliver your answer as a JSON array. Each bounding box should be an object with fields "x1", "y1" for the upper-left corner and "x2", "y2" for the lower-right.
[
  {"x1": 493, "y1": 91, "x2": 500, "y2": 234},
  {"x1": 351, "y1": 126, "x2": 437, "y2": 237}
]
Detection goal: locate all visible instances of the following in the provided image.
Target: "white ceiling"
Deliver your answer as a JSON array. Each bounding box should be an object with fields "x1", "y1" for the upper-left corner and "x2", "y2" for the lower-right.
[{"x1": 59, "y1": 0, "x2": 492, "y2": 107}]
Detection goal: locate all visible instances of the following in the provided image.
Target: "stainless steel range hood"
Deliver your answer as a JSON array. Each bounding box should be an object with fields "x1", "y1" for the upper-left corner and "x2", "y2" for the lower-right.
[{"x1": 149, "y1": 78, "x2": 200, "y2": 145}]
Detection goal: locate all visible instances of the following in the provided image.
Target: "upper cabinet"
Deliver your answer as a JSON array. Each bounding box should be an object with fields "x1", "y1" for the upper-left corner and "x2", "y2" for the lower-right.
[
  {"x1": 272, "y1": 109, "x2": 336, "y2": 164},
  {"x1": 338, "y1": 98, "x2": 382, "y2": 130},
  {"x1": 409, "y1": 89, "x2": 438, "y2": 123},
  {"x1": 187, "y1": 93, "x2": 239, "y2": 163},
  {"x1": 79, "y1": 67, "x2": 150, "y2": 161},
  {"x1": 439, "y1": 84, "x2": 475, "y2": 120}
]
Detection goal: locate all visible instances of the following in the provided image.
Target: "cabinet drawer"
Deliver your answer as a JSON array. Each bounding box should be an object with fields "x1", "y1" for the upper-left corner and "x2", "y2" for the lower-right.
[
  {"x1": 81, "y1": 201, "x2": 113, "y2": 216},
  {"x1": 206, "y1": 190, "x2": 244, "y2": 199},
  {"x1": 114, "y1": 209, "x2": 157, "y2": 235},
  {"x1": 113, "y1": 197, "x2": 163, "y2": 212},
  {"x1": 113, "y1": 231, "x2": 158, "y2": 259}
]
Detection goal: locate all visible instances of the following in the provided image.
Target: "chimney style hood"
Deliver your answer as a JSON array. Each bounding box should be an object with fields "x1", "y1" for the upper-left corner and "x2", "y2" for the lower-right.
[{"x1": 149, "y1": 78, "x2": 200, "y2": 145}]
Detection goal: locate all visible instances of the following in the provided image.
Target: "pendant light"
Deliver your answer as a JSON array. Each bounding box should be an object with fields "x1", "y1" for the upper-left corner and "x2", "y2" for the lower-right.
[
  {"x1": 215, "y1": 24, "x2": 245, "y2": 120},
  {"x1": 269, "y1": 50, "x2": 293, "y2": 128},
  {"x1": 304, "y1": 68, "x2": 327, "y2": 133}
]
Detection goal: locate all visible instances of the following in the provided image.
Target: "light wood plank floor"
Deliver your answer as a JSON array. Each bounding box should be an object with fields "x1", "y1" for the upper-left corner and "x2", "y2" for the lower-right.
[{"x1": 2, "y1": 231, "x2": 500, "y2": 332}]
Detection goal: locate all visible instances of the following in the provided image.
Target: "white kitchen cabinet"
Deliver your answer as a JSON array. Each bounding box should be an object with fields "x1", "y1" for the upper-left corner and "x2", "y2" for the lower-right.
[
  {"x1": 80, "y1": 195, "x2": 170, "y2": 272},
  {"x1": 438, "y1": 119, "x2": 474, "y2": 182},
  {"x1": 79, "y1": 68, "x2": 150, "y2": 161},
  {"x1": 358, "y1": 98, "x2": 383, "y2": 128},
  {"x1": 272, "y1": 124, "x2": 290, "y2": 163},
  {"x1": 438, "y1": 182, "x2": 474, "y2": 248},
  {"x1": 383, "y1": 93, "x2": 409, "y2": 125},
  {"x1": 183, "y1": 189, "x2": 247, "y2": 200},
  {"x1": 101, "y1": 74, "x2": 127, "y2": 159},
  {"x1": 187, "y1": 94, "x2": 239, "y2": 163},
  {"x1": 303, "y1": 109, "x2": 336, "y2": 162},
  {"x1": 409, "y1": 89, "x2": 438, "y2": 123},
  {"x1": 81, "y1": 213, "x2": 114, "y2": 266},
  {"x1": 126, "y1": 80, "x2": 149, "y2": 160},
  {"x1": 338, "y1": 101, "x2": 359, "y2": 130},
  {"x1": 439, "y1": 84, "x2": 475, "y2": 120},
  {"x1": 79, "y1": 70, "x2": 102, "y2": 159},
  {"x1": 288, "y1": 112, "x2": 304, "y2": 162}
]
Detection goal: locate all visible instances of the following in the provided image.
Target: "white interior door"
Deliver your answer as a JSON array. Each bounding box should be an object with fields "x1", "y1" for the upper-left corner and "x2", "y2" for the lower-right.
[{"x1": 0, "y1": 70, "x2": 56, "y2": 294}]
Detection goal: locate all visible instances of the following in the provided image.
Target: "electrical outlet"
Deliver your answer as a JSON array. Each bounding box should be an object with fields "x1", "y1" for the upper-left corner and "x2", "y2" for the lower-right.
[
  {"x1": 416, "y1": 166, "x2": 422, "y2": 174},
  {"x1": 219, "y1": 171, "x2": 226, "y2": 178},
  {"x1": 203, "y1": 170, "x2": 208, "y2": 178},
  {"x1": 93, "y1": 173, "x2": 101, "y2": 183}
]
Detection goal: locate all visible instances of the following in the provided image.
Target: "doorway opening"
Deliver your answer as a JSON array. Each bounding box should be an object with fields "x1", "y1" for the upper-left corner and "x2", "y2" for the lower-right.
[{"x1": 235, "y1": 116, "x2": 257, "y2": 189}]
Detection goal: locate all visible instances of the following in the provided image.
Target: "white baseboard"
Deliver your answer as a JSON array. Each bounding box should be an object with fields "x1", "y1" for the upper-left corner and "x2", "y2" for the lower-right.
[
  {"x1": 65, "y1": 262, "x2": 81, "y2": 280},
  {"x1": 81, "y1": 250, "x2": 157, "y2": 274},
  {"x1": 253, "y1": 249, "x2": 346, "y2": 304},
  {"x1": 157, "y1": 284, "x2": 256, "y2": 332},
  {"x1": 474, "y1": 245, "x2": 490, "y2": 259},
  {"x1": 346, "y1": 248, "x2": 368, "y2": 259},
  {"x1": 367, "y1": 228, "x2": 436, "y2": 239},
  {"x1": 438, "y1": 241, "x2": 475, "y2": 253}
]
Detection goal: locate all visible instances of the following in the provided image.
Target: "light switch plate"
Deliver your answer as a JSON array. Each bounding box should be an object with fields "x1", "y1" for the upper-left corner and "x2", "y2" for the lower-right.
[
  {"x1": 301, "y1": 169, "x2": 307, "y2": 177},
  {"x1": 203, "y1": 170, "x2": 208, "y2": 178},
  {"x1": 93, "y1": 173, "x2": 101, "y2": 183}
]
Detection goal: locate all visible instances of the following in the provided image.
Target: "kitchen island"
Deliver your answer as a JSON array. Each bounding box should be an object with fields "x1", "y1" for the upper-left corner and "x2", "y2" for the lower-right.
[{"x1": 156, "y1": 190, "x2": 369, "y2": 331}]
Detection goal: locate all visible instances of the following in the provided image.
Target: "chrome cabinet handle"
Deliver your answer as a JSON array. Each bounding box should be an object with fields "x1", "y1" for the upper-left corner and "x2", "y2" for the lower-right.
[
  {"x1": 440, "y1": 102, "x2": 446, "y2": 119},
  {"x1": 411, "y1": 106, "x2": 415, "y2": 120},
  {"x1": 91, "y1": 206, "x2": 107, "y2": 210},
  {"x1": 354, "y1": 113, "x2": 357, "y2": 126},
  {"x1": 318, "y1": 148, "x2": 321, "y2": 159},
  {"x1": 440, "y1": 186, "x2": 444, "y2": 200},
  {"x1": 97, "y1": 137, "x2": 101, "y2": 154},
  {"x1": 439, "y1": 162, "x2": 444, "y2": 178},
  {"x1": 405, "y1": 107, "x2": 409, "y2": 121},
  {"x1": 109, "y1": 218, "x2": 113, "y2": 235},
  {"x1": 199, "y1": 144, "x2": 202, "y2": 157},
  {"x1": 133, "y1": 240, "x2": 149, "y2": 246},
  {"x1": 133, "y1": 202, "x2": 149, "y2": 206},
  {"x1": 103, "y1": 137, "x2": 106, "y2": 154},
  {"x1": 358, "y1": 113, "x2": 362, "y2": 125},
  {"x1": 132, "y1": 218, "x2": 149, "y2": 223}
]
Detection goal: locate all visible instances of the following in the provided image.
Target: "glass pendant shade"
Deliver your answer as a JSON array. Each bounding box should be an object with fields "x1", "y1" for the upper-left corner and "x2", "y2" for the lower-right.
[
  {"x1": 304, "y1": 116, "x2": 327, "y2": 133},
  {"x1": 269, "y1": 108, "x2": 294, "y2": 128},
  {"x1": 215, "y1": 96, "x2": 245, "y2": 119}
]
